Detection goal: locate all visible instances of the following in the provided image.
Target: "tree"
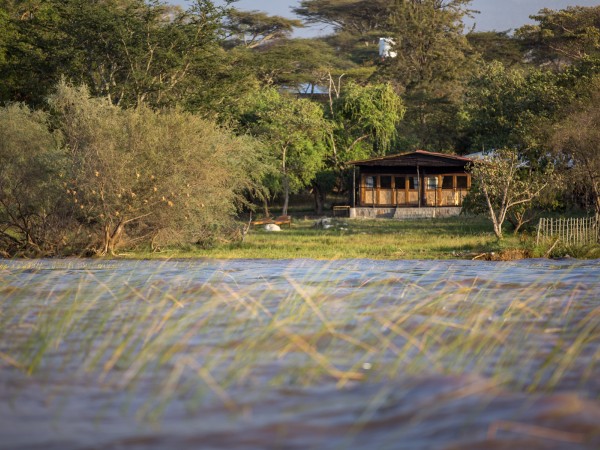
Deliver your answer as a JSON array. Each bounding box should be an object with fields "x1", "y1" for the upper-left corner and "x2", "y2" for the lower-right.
[
  {"x1": 376, "y1": 0, "x2": 476, "y2": 151},
  {"x1": 224, "y1": 9, "x2": 302, "y2": 48},
  {"x1": 293, "y1": 0, "x2": 391, "y2": 35},
  {"x1": 292, "y1": 0, "x2": 393, "y2": 68},
  {"x1": 0, "y1": 7, "x2": 14, "y2": 67},
  {"x1": 246, "y1": 38, "x2": 353, "y2": 92},
  {"x1": 382, "y1": 0, "x2": 474, "y2": 86},
  {"x1": 292, "y1": 0, "x2": 478, "y2": 151},
  {"x1": 49, "y1": 81, "x2": 268, "y2": 255},
  {"x1": 552, "y1": 80, "x2": 600, "y2": 215},
  {"x1": 0, "y1": 103, "x2": 68, "y2": 257},
  {"x1": 307, "y1": 80, "x2": 405, "y2": 213},
  {"x1": 465, "y1": 149, "x2": 554, "y2": 239},
  {"x1": 236, "y1": 88, "x2": 330, "y2": 215},
  {"x1": 0, "y1": 0, "x2": 230, "y2": 107},
  {"x1": 464, "y1": 61, "x2": 568, "y2": 156},
  {"x1": 516, "y1": 6, "x2": 600, "y2": 70},
  {"x1": 467, "y1": 31, "x2": 525, "y2": 67},
  {"x1": 330, "y1": 79, "x2": 404, "y2": 164}
]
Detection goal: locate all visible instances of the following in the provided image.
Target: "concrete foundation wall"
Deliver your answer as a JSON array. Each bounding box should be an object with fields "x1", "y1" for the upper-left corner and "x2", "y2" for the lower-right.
[{"x1": 350, "y1": 207, "x2": 462, "y2": 219}]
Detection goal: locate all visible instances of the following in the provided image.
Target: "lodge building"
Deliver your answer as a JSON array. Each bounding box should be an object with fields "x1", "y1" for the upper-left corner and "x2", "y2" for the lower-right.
[{"x1": 349, "y1": 150, "x2": 473, "y2": 219}]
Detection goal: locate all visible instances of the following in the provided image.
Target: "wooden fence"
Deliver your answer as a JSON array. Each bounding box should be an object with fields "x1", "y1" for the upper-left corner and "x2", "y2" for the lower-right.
[{"x1": 536, "y1": 216, "x2": 600, "y2": 246}]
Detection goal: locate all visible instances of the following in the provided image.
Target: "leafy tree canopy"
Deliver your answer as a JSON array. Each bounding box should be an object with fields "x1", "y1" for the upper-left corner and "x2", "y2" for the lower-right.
[
  {"x1": 380, "y1": 0, "x2": 474, "y2": 88},
  {"x1": 0, "y1": 102, "x2": 66, "y2": 256},
  {"x1": 224, "y1": 9, "x2": 303, "y2": 48},
  {"x1": 373, "y1": 1, "x2": 476, "y2": 152},
  {"x1": 235, "y1": 88, "x2": 330, "y2": 215},
  {"x1": 467, "y1": 30, "x2": 526, "y2": 67},
  {"x1": 516, "y1": 6, "x2": 600, "y2": 70},
  {"x1": 293, "y1": 0, "x2": 391, "y2": 34},
  {"x1": 465, "y1": 61, "x2": 569, "y2": 156},
  {"x1": 333, "y1": 81, "x2": 405, "y2": 158},
  {"x1": 244, "y1": 38, "x2": 351, "y2": 91},
  {"x1": 0, "y1": 0, "x2": 229, "y2": 107},
  {"x1": 552, "y1": 77, "x2": 600, "y2": 214}
]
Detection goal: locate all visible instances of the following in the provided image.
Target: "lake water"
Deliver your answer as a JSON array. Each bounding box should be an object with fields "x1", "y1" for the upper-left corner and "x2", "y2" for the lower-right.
[{"x1": 1, "y1": 258, "x2": 599, "y2": 449}]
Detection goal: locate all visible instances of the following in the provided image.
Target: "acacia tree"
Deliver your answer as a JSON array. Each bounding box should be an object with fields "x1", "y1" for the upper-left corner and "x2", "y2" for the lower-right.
[
  {"x1": 224, "y1": 10, "x2": 302, "y2": 48},
  {"x1": 383, "y1": 0, "x2": 474, "y2": 86},
  {"x1": 466, "y1": 149, "x2": 554, "y2": 239},
  {"x1": 467, "y1": 31, "x2": 526, "y2": 67},
  {"x1": 516, "y1": 6, "x2": 600, "y2": 70},
  {"x1": 377, "y1": 0, "x2": 476, "y2": 150},
  {"x1": 246, "y1": 38, "x2": 351, "y2": 93},
  {"x1": 49, "y1": 81, "x2": 268, "y2": 255},
  {"x1": 293, "y1": 0, "x2": 392, "y2": 34}
]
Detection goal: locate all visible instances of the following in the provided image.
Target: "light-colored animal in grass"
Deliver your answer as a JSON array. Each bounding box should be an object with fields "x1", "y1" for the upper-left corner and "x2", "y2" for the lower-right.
[{"x1": 265, "y1": 223, "x2": 281, "y2": 232}]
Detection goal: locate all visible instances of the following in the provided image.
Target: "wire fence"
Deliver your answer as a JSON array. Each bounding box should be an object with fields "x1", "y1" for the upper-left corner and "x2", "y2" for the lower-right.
[{"x1": 536, "y1": 215, "x2": 600, "y2": 246}]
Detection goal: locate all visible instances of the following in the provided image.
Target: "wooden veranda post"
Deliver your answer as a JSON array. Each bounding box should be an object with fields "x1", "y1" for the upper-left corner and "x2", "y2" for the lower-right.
[{"x1": 352, "y1": 166, "x2": 356, "y2": 208}]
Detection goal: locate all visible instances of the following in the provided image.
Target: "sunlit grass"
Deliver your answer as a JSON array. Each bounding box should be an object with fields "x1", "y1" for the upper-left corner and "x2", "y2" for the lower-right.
[{"x1": 130, "y1": 217, "x2": 525, "y2": 260}]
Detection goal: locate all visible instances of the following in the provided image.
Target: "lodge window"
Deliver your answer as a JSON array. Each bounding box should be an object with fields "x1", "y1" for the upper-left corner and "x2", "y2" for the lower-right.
[
  {"x1": 442, "y1": 176, "x2": 454, "y2": 189},
  {"x1": 394, "y1": 176, "x2": 405, "y2": 190},
  {"x1": 426, "y1": 176, "x2": 438, "y2": 190},
  {"x1": 457, "y1": 175, "x2": 468, "y2": 189},
  {"x1": 380, "y1": 176, "x2": 392, "y2": 189},
  {"x1": 408, "y1": 177, "x2": 418, "y2": 190},
  {"x1": 366, "y1": 176, "x2": 374, "y2": 188}
]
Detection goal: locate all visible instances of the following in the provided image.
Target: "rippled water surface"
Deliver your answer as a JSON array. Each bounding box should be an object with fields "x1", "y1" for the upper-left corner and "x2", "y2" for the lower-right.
[{"x1": 0, "y1": 258, "x2": 599, "y2": 449}]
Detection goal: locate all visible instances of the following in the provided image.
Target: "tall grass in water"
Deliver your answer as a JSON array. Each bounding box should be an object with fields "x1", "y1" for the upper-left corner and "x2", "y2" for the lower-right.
[{"x1": 0, "y1": 259, "x2": 598, "y2": 442}]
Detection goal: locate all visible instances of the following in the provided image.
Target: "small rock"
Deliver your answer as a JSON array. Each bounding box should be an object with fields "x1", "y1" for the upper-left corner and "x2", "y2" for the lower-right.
[{"x1": 313, "y1": 217, "x2": 333, "y2": 229}]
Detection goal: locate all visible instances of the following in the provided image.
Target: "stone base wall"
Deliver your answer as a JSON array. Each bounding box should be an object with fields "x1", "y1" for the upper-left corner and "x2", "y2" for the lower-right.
[{"x1": 349, "y1": 207, "x2": 462, "y2": 219}]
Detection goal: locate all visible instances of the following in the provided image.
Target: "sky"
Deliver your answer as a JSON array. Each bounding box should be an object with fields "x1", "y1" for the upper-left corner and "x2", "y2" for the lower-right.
[{"x1": 172, "y1": 1, "x2": 600, "y2": 36}]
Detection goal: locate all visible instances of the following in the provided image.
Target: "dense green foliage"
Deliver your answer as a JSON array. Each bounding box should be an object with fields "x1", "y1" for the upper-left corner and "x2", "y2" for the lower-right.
[
  {"x1": 233, "y1": 87, "x2": 330, "y2": 215},
  {"x1": 552, "y1": 80, "x2": 600, "y2": 215},
  {"x1": 1, "y1": 0, "x2": 600, "y2": 254},
  {"x1": 1, "y1": 81, "x2": 268, "y2": 256},
  {"x1": 0, "y1": 103, "x2": 66, "y2": 255}
]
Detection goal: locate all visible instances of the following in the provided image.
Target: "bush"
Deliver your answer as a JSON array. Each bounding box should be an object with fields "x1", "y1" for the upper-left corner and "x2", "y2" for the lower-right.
[
  {"x1": 0, "y1": 82, "x2": 270, "y2": 257},
  {"x1": 0, "y1": 103, "x2": 72, "y2": 256}
]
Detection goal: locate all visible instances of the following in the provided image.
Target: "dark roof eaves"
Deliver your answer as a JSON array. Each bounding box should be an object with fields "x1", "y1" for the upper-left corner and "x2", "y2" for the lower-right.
[{"x1": 349, "y1": 150, "x2": 473, "y2": 165}]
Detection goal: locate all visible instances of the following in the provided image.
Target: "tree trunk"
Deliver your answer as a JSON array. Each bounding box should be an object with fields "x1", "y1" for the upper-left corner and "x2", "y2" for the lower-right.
[
  {"x1": 483, "y1": 187, "x2": 503, "y2": 239},
  {"x1": 282, "y1": 175, "x2": 290, "y2": 216},
  {"x1": 101, "y1": 221, "x2": 124, "y2": 256},
  {"x1": 508, "y1": 209, "x2": 536, "y2": 235},
  {"x1": 282, "y1": 146, "x2": 289, "y2": 216},
  {"x1": 492, "y1": 221, "x2": 503, "y2": 240},
  {"x1": 313, "y1": 184, "x2": 325, "y2": 215}
]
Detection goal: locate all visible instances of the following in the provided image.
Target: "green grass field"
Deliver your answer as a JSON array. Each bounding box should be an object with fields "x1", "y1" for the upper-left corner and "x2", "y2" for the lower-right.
[{"x1": 130, "y1": 216, "x2": 532, "y2": 260}]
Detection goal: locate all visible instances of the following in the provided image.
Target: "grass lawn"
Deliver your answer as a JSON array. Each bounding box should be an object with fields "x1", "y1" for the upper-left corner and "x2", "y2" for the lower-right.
[{"x1": 130, "y1": 216, "x2": 530, "y2": 260}]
